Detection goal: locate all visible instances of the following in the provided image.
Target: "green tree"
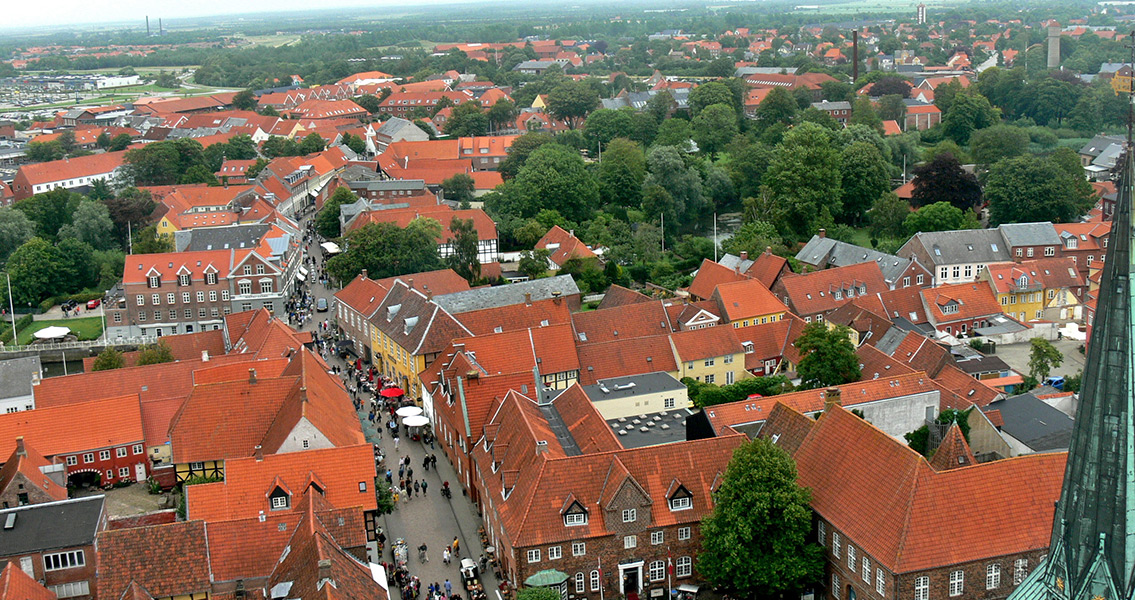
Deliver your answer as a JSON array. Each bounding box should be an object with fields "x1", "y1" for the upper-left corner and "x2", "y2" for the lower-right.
[
  {"x1": 849, "y1": 96, "x2": 883, "y2": 132},
  {"x1": 517, "y1": 249, "x2": 550, "y2": 280},
  {"x1": 447, "y1": 217, "x2": 481, "y2": 283},
  {"x1": 869, "y1": 192, "x2": 910, "y2": 240},
  {"x1": 722, "y1": 221, "x2": 783, "y2": 258},
  {"x1": 95, "y1": 131, "x2": 112, "y2": 150},
  {"x1": 598, "y1": 138, "x2": 645, "y2": 209},
  {"x1": 985, "y1": 155, "x2": 1094, "y2": 226},
  {"x1": 57, "y1": 131, "x2": 76, "y2": 156},
  {"x1": 795, "y1": 322, "x2": 861, "y2": 389},
  {"x1": 316, "y1": 186, "x2": 358, "y2": 239},
  {"x1": 103, "y1": 187, "x2": 155, "y2": 243},
  {"x1": 699, "y1": 438, "x2": 824, "y2": 598},
  {"x1": 299, "y1": 133, "x2": 326, "y2": 155},
  {"x1": 498, "y1": 132, "x2": 553, "y2": 180},
  {"x1": 136, "y1": 341, "x2": 175, "y2": 366},
  {"x1": 131, "y1": 224, "x2": 173, "y2": 254},
  {"x1": 969, "y1": 124, "x2": 1030, "y2": 166},
  {"x1": 376, "y1": 484, "x2": 395, "y2": 514},
  {"x1": 910, "y1": 153, "x2": 982, "y2": 211},
  {"x1": 644, "y1": 146, "x2": 703, "y2": 222},
  {"x1": 689, "y1": 80, "x2": 736, "y2": 116},
  {"x1": 905, "y1": 408, "x2": 971, "y2": 456},
  {"x1": 690, "y1": 103, "x2": 738, "y2": 156},
  {"x1": 14, "y1": 188, "x2": 81, "y2": 240},
  {"x1": 326, "y1": 220, "x2": 444, "y2": 283},
  {"x1": 763, "y1": 122, "x2": 841, "y2": 240},
  {"x1": 441, "y1": 174, "x2": 475, "y2": 207},
  {"x1": 261, "y1": 136, "x2": 302, "y2": 158},
  {"x1": 583, "y1": 108, "x2": 635, "y2": 151},
  {"x1": 91, "y1": 347, "x2": 125, "y2": 371},
  {"x1": 232, "y1": 89, "x2": 258, "y2": 111},
  {"x1": 0, "y1": 208, "x2": 35, "y2": 264},
  {"x1": 653, "y1": 119, "x2": 691, "y2": 148},
  {"x1": 877, "y1": 94, "x2": 907, "y2": 123},
  {"x1": 24, "y1": 141, "x2": 64, "y2": 163},
  {"x1": 1028, "y1": 337, "x2": 1064, "y2": 382},
  {"x1": 942, "y1": 90, "x2": 999, "y2": 145},
  {"x1": 59, "y1": 200, "x2": 115, "y2": 250},
  {"x1": 108, "y1": 133, "x2": 133, "y2": 152},
  {"x1": 122, "y1": 140, "x2": 186, "y2": 186},
  {"x1": 754, "y1": 87, "x2": 798, "y2": 127},
  {"x1": 57, "y1": 237, "x2": 98, "y2": 290},
  {"x1": 354, "y1": 94, "x2": 381, "y2": 114},
  {"x1": 500, "y1": 144, "x2": 600, "y2": 223},
  {"x1": 820, "y1": 80, "x2": 852, "y2": 102},
  {"x1": 839, "y1": 142, "x2": 890, "y2": 225},
  {"x1": 6, "y1": 238, "x2": 64, "y2": 305},
  {"x1": 444, "y1": 102, "x2": 490, "y2": 137},
  {"x1": 727, "y1": 141, "x2": 775, "y2": 201},
  {"x1": 340, "y1": 132, "x2": 367, "y2": 155},
  {"x1": 904, "y1": 201, "x2": 980, "y2": 235},
  {"x1": 545, "y1": 80, "x2": 599, "y2": 128}
]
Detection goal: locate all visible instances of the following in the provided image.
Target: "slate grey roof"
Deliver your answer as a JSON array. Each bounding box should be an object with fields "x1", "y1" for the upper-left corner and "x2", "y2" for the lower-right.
[
  {"x1": 513, "y1": 60, "x2": 559, "y2": 71},
  {"x1": 985, "y1": 392, "x2": 1074, "y2": 452},
  {"x1": 582, "y1": 371, "x2": 686, "y2": 402},
  {"x1": 795, "y1": 235, "x2": 915, "y2": 285},
  {"x1": 811, "y1": 100, "x2": 852, "y2": 111},
  {"x1": 1080, "y1": 133, "x2": 1125, "y2": 159},
  {"x1": 433, "y1": 275, "x2": 580, "y2": 314},
  {"x1": 734, "y1": 67, "x2": 798, "y2": 77},
  {"x1": 905, "y1": 229, "x2": 1011, "y2": 266},
  {"x1": 348, "y1": 179, "x2": 427, "y2": 193},
  {"x1": 0, "y1": 356, "x2": 40, "y2": 401},
  {"x1": 718, "y1": 253, "x2": 755, "y2": 273},
  {"x1": 376, "y1": 117, "x2": 426, "y2": 140},
  {"x1": 175, "y1": 223, "x2": 272, "y2": 252},
  {"x1": 998, "y1": 222, "x2": 1060, "y2": 247},
  {"x1": 0, "y1": 496, "x2": 104, "y2": 555}
]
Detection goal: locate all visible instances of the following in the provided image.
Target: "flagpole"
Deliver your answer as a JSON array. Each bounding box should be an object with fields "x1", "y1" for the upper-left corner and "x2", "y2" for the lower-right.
[
  {"x1": 667, "y1": 549, "x2": 673, "y2": 600},
  {"x1": 598, "y1": 557, "x2": 604, "y2": 600},
  {"x1": 713, "y1": 214, "x2": 718, "y2": 262}
]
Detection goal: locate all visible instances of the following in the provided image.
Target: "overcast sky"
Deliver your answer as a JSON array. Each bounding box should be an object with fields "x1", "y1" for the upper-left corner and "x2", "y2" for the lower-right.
[{"x1": 3, "y1": 0, "x2": 445, "y2": 30}]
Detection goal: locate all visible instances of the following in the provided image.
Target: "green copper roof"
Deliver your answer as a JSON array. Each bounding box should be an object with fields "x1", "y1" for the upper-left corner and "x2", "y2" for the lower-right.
[{"x1": 1010, "y1": 147, "x2": 1135, "y2": 600}]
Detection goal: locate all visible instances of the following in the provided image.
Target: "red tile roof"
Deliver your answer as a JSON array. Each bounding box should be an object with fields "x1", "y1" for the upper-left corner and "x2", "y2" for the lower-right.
[
  {"x1": 81, "y1": 330, "x2": 227, "y2": 371},
  {"x1": 927, "y1": 422, "x2": 977, "y2": 471},
  {"x1": 333, "y1": 273, "x2": 387, "y2": 320},
  {"x1": 776, "y1": 262, "x2": 888, "y2": 317},
  {"x1": 688, "y1": 259, "x2": 747, "y2": 300},
  {"x1": 765, "y1": 405, "x2": 1064, "y2": 574},
  {"x1": 731, "y1": 314, "x2": 808, "y2": 373},
  {"x1": 986, "y1": 258, "x2": 1084, "y2": 294},
  {"x1": 96, "y1": 521, "x2": 211, "y2": 600},
  {"x1": 0, "y1": 438, "x2": 67, "y2": 502},
  {"x1": 0, "y1": 562, "x2": 55, "y2": 600},
  {"x1": 711, "y1": 278, "x2": 787, "y2": 322},
  {"x1": 933, "y1": 364, "x2": 1001, "y2": 409},
  {"x1": 535, "y1": 225, "x2": 598, "y2": 266},
  {"x1": 15, "y1": 150, "x2": 125, "y2": 185},
  {"x1": 596, "y1": 285, "x2": 653, "y2": 310},
  {"x1": 570, "y1": 301, "x2": 675, "y2": 344},
  {"x1": 668, "y1": 325, "x2": 744, "y2": 362},
  {"x1": 0, "y1": 395, "x2": 143, "y2": 458},
  {"x1": 186, "y1": 444, "x2": 376, "y2": 522},
  {"x1": 576, "y1": 335, "x2": 678, "y2": 384},
  {"x1": 347, "y1": 206, "x2": 498, "y2": 243},
  {"x1": 373, "y1": 269, "x2": 472, "y2": 298},
  {"x1": 458, "y1": 297, "x2": 572, "y2": 336},
  {"x1": 857, "y1": 344, "x2": 916, "y2": 380},
  {"x1": 745, "y1": 251, "x2": 790, "y2": 288},
  {"x1": 921, "y1": 282, "x2": 1004, "y2": 324}
]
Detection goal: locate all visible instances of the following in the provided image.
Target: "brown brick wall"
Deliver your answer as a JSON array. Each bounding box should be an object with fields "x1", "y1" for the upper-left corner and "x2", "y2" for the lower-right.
[
  {"x1": 0, "y1": 472, "x2": 57, "y2": 508},
  {"x1": 4, "y1": 545, "x2": 98, "y2": 600}
]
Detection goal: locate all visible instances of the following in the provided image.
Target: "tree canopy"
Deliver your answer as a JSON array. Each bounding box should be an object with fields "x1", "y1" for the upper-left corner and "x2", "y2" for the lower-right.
[
  {"x1": 326, "y1": 219, "x2": 443, "y2": 283},
  {"x1": 795, "y1": 322, "x2": 861, "y2": 389}
]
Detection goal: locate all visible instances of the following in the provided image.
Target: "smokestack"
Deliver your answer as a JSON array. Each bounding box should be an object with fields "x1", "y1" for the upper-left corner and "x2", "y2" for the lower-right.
[
  {"x1": 249, "y1": 368, "x2": 257, "y2": 384},
  {"x1": 254, "y1": 445, "x2": 263, "y2": 461},
  {"x1": 318, "y1": 559, "x2": 333, "y2": 583},
  {"x1": 361, "y1": 269, "x2": 368, "y2": 280},
  {"x1": 146, "y1": 16, "x2": 150, "y2": 37},
  {"x1": 852, "y1": 30, "x2": 859, "y2": 82},
  {"x1": 158, "y1": 18, "x2": 162, "y2": 35}
]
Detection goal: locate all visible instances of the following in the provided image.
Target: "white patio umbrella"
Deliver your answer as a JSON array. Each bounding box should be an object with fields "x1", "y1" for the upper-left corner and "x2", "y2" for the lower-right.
[
  {"x1": 401, "y1": 415, "x2": 430, "y2": 427},
  {"x1": 33, "y1": 326, "x2": 71, "y2": 340},
  {"x1": 395, "y1": 406, "x2": 423, "y2": 417}
]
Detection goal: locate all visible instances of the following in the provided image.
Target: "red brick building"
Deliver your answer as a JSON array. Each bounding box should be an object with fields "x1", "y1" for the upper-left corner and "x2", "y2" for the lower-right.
[
  {"x1": 0, "y1": 496, "x2": 108, "y2": 600},
  {"x1": 759, "y1": 404, "x2": 1065, "y2": 600}
]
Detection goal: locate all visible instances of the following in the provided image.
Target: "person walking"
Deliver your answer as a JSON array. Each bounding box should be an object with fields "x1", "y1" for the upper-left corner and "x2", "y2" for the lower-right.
[
  {"x1": 393, "y1": 434, "x2": 400, "y2": 450},
  {"x1": 444, "y1": 580, "x2": 452, "y2": 596},
  {"x1": 407, "y1": 467, "x2": 413, "y2": 481},
  {"x1": 413, "y1": 480, "x2": 420, "y2": 496},
  {"x1": 451, "y1": 537, "x2": 460, "y2": 556},
  {"x1": 392, "y1": 488, "x2": 400, "y2": 505},
  {"x1": 421, "y1": 479, "x2": 428, "y2": 495},
  {"x1": 423, "y1": 455, "x2": 431, "y2": 471},
  {"x1": 442, "y1": 547, "x2": 451, "y2": 566},
  {"x1": 430, "y1": 454, "x2": 437, "y2": 469}
]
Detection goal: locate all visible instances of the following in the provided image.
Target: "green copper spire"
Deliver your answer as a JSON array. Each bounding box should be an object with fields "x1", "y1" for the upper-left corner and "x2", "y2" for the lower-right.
[{"x1": 1009, "y1": 138, "x2": 1135, "y2": 600}]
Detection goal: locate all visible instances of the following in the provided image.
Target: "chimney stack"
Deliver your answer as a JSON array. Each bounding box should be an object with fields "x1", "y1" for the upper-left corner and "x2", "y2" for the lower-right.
[
  {"x1": 249, "y1": 368, "x2": 257, "y2": 384},
  {"x1": 740, "y1": 251, "x2": 748, "y2": 261},
  {"x1": 852, "y1": 30, "x2": 860, "y2": 82},
  {"x1": 408, "y1": 278, "x2": 415, "y2": 291},
  {"x1": 254, "y1": 445, "x2": 263, "y2": 461},
  {"x1": 552, "y1": 291, "x2": 562, "y2": 305},
  {"x1": 361, "y1": 269, "x2": 367, "y2": 280},
  {"x1": 524, "y1": 292, "x2": 532, "y2": 306},
  {"x1": 318, "y1": 559, "x2": 333, "y2": 582},
  {"x1": 201, "y1": 350, "x2": 209, "y2": 362},
  {"x1": 824, "y1": 387, "x2": 842, "y2": 410},
  {"x1": 819, "y1": 228, "x2": 827, "y2": 238},
  {"x1": 15, "y1": 436, "x2": 25, "y2": 458},
  {"x1": 765, "y1": 246, "x2": 772, "y2": 256}
]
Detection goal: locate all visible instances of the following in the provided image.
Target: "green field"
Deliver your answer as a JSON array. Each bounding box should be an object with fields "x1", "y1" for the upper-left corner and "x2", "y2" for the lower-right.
[
  {"x1": 240, "y1": 34, "x2": 302, "y2": 48},
  {"x1": 17, "y1": 317, "x2": 103, "y2": 345}
]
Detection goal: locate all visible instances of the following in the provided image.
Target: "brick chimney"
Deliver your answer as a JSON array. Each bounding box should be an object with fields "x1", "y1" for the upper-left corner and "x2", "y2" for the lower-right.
[
  {"x1": 765, "y1": 246, "x2": 773, "y2": 256},
  {"x1": 525, "y1": 292, "x2": 532, "y2": 306},
  {"x1": 249, "y1": 368, "x2": 257, "y2": 384},
  {"x1": 824, "y1": 387, "x2": 842, "y2": 410},
  {"x1": 254, "y1": 445, "x2": 263, "y2": 461},
  {"x1": 408, "y1": 278, "x2": 415, "y2": 291},
  {"x1": 15, "y1": 436, "x2": 25, "y2": 458},
  {"x1": 740, "y1": 251, "x2": 748, "y2": 261},
  {"x1": 361, "y1": 269, "x2": 367, "y2": 280},
  {"x1": 318, "y1": 559, "x2": 333, "y2": 585},
  {"x1": 819, "y1": 228, "x2": 827, "y2": 238}
]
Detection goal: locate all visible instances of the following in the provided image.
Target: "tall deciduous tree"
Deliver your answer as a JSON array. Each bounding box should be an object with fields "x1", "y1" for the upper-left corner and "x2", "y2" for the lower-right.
[
  {"x1": 869, "y1": 192, "x2": 911, "y2": 240},
  {"x1": 644, "y1": 146, "x2": 703, "y2": 222},
  {"x1": 690, "y1": 103, "x2": 738, "y2": 156},
  {"x1": 316, "y1": 186, "x2": 358, "y2": 239},
  {"x1": 444, "y1": 102, "x2": 490, "y2": 137},
  {"x1": 441, "y1": 174, "x2": 476, "y2": 207},
  {"x1": 942, "y1": 90, "x2": 999, "y2": 145},
  {"x1": 699, "y1": 438, "x2": 824, "y2": 598},
  {"x1": 498, "y1": 132, "x2": 554, "y2": 180},
  {"x1": 447, "y1": 217, "x2": 481, "y2": 283},
  {"x1": 136, "y1": 341, "x2": 175, "y2": 366},
  {"x1": 795, "y1": 322, "x2": 861, "y2": 389},
  {"x1": 688, "y1": 81, "x2": 736, "y2": 116},
  {"x1": 6, "y1": 237, "x2": 64, "y2": 305},
  {"x1": 598, "y1": 138, "x2": 646, "y2": 209},
  {"x1": 849, "y1": 96, "x2": 883, "y2": 132},
  {"x1": 502, "y1": 144, "x2": 600, "y2": 223},
  {"x1": 91, "y1": 347, "x2": 125, "y2": 371},
  {"x1": 754, "y1": 87, "x2": 798, "y2": 127},
  {"x1": 904, "y1": 201, "x2": 980, "y2": 235},
  {"x1": 910, "y1": 152, "x2": 982, "y2": 211},
  {"x1": 839, "y1": 142, "x2": 890, "y2": 225},
  {"x1": 763, "y1": 122, "x2": 841, "y2": 240},
  {"x1": 970, "y1": 124, "x2": 1030, "y2": 166},
  {"x1": 14, "y1": 188, "x2": 81, "y2": 240},
  {"x1": 1028, "y1": 337, "x2": 1064, "y2": 382},
  {"x1": 985, "y1": 155, "x2": 1094, "y2": 226},
  {"x1": 326, "y1": 220, "x2": 443, "y2": 283},
  {"x1": 232, "y1": 89, "x2": 258, "y2": 111},
  {"x1": 0, "y1": 208, "x2": 35, "y2": 264},
  {"x1": 545, "y1": 80, "x2": 599, "y2": 128},
  {"x1": 103, "y1": 187, "x2": 155, "y2": 242},
  {"x1": 59, "y1": 200, "x2": 115, "y2": 250}
]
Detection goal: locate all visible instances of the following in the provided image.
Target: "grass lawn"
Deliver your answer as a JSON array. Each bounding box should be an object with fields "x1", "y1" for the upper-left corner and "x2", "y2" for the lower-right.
[
  {"x1": 17, "y1": 317, "x2": 103, "y2": 345},
  {"x1": 847, "y1": 227, "x2": 873, "y2": 248}
]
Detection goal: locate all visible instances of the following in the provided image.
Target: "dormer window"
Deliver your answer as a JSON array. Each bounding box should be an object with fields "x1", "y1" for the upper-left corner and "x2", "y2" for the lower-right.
[
  {"x1": 206, "y1": 272, "x2": 218, "y2": 285},
  {"x1": 269, "y1": 487, "x2": 290, "y2": 510},
  {"x1": 669, "y1": 485, "x2": 693, "y2": 511},
  {"x1": 148, "y1": 276, "x2": 160, "y2": 288},
  {"x1": 565, "y1": 512, "x2": 587, "y2": 526},
  {"x1": 244, "y1": 265, "x2": 252, "y2": 275},
  {"x1": 178, "y1": 274, "x2": 190, "y2": 286}
]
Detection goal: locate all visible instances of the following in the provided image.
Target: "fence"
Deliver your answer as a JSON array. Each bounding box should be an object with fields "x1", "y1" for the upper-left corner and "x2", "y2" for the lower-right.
[{"x1": 0, "y1": 336, "x2": 157, "y2": 354}]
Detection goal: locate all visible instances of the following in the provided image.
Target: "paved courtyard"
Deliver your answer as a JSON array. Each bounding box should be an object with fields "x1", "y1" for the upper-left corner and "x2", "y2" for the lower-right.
[{"x1": 993, "y1": 337, "x2": 1086, "y2": 381}]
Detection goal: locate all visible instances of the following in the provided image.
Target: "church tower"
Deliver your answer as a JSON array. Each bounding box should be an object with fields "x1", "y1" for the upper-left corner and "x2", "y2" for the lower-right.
[{"x1": 1008, "y1": 128, "x2": 1135, "y2": 600}]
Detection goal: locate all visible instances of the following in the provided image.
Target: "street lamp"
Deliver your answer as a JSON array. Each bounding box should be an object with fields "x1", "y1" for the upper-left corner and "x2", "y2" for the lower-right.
[{"x1": 1, "y1": 272, "x2": 15, "y2": 345}]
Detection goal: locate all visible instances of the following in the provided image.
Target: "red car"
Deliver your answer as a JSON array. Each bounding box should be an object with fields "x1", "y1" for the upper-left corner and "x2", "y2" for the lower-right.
[{"x1": 86, "y1": 299, "x2": 101, "y2": 310}]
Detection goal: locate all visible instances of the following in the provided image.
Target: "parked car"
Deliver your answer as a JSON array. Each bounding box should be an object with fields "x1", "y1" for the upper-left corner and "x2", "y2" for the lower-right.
[
  {"x1": 86, "y1": 299, "x2": 101, "y2": 310},
  {"x1": 316, "y1": 298, "x2": 329, "y2": 312},
  {"x1": 1043, "y1": 376, "x2": 1065, "y2": 391}
]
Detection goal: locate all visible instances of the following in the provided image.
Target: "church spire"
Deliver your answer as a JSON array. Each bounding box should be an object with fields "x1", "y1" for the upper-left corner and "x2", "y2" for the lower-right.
[{"x1": 1009, "y1": 34, "x2": 1135, "y2": 600}]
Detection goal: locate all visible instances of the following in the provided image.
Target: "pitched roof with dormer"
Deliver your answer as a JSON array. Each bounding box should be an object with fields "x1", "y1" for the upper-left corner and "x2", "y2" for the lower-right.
[
  {"x1": 776, "y1": 262, "x2": 888, "y2": 317},
  {"x1": 570, "y1": 301, "x2": 676, "y2": 345},
  {"x1": 370, "y1": 282, "x2": 472, "y2": 358},
  {"x1": 0, "y1": 395, "x2": 143, "y2": 459},
  {"x1": 711, "y1": 278, "x2": 788, "y2": 323},
  {"x1": 0, "y1": 438, "x2": 67, "y2": 502},
  {"x1": 760, "y1": 404, "x2": 1064, "y2": 574},
  {"x1": 535, "y1": 226, "x2": 597, "y2": 266},
  {"x1": 688, "y1": 259, "x2": 748, "y2": 300},
  {"x1": 920, "y1": 282, "x2": 1004, "y2": 324}
]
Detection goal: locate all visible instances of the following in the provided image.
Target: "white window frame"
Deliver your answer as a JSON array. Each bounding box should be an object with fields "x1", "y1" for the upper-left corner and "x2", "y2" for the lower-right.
[
  {"x1": 678, "y1": 526, "x2": 691, "y2": 540},
  {"x1": 876, "y1": 568, "x2": 885, "y2": 596},
  {"x1": 271, "y1": 495, "x2": 289, "y2": 510},
  {"x1": 833, "y1": 574, "x2": 841, "y2": 600},
  {"x1": 624, "y1": 535, "x2": 637, "y2": 549},
  {"x1": 649, "y1": 560, "x2": 665, "y2": 582},
  {"x1": 915, "y1": 576, "x2": 929, "y2": 600},
  {"x1": 651, "y1": 531, "x2": 663, "y2": 545},
  {"x1": 527, "y1": 549, "x2": 541, "y2": 563},
  {"x1": 862, "y1": 557, "x2": 870, "y2": 582},
  {"x1": 575, "y1": 573, "x2": 585, "y2": 594},
  {"x1": 564, "y1": 512, "x2": 587, "y2": 526},
  {"x1": 572, "y1": 542, "x2": 586, "y2": 556},
  {"x1": 622, "y1": 508, "x2": 636, "y2": 523},
  {"x1": 48, "y1": 581, "x2": 90, "y2": 599},
  {"x1": 986, "y1": 564, "x2": 1000, "y2": 590},
  {"x1": 548, "y1": 546, "x2": 562, "y2": 560},
  {"x1": 676, "y1": 556, "x2": 692, "y2": 578},
  {"x1": 670, "y1": 496, "x2": 691, "y2": 511},
  {"x1": 949, "y1": 570, "x2": 964, "y2": 597},
  {"x1": 591, "y1": 571, "x2": 600, "y2": 592},
  {"x1": 833, "y1": 531, "x2": 842, "y2": 558},
  {"x1": 116, "y1": 447, "x2": 127, "y2": 458},
  {"x1": 44, "y1": 550, "x2": 85, "y2": 571},
  {"x1": 848, "y1": 544, "x2": 856, "y2": 570},
  {"x1": 99, "y1": 450, "x2": 110, "y2": 461},
  {"x1": 1014, "y1": 559, "x2": 1028, "y2": 585}
]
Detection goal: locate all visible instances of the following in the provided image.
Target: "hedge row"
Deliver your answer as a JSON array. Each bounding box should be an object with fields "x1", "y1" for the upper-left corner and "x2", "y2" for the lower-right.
[
  {"x1": 0, "y1": 314, "x2": 35, "y2": 345},
  {"x1": 38, "y1": 291, "x2": 105, "y2": 313}
]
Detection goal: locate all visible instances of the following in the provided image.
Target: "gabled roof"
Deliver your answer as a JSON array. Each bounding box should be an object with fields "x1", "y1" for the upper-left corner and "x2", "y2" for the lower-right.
[
  {"x1": 96, "y1": 521, "x2": 211, "y2": 600},
  {"x1": 535, "y1": 225, "x2": 598, "y2": 266},
  {"x1": 711, "y1": 278, "x2": 787, "y2": 322},
  {"x1": 0, "y1": 395, "x2": 143, "y2": 458},
  {"x1": 369, "y1": 282, "x2": 472, "y2": 357},
  {"x1": 570, "y1": 301, "x2": 675, "y2": 344},
  {"x1": 901, "y1": 228, "x2": 1011, "y2": 266},
  {"x1": 576, "y1": 335, "x2": 679, "y2": 385},
  {"x1": 776, "y1": 262, "x2": 888, "y2": 316},
  {"x1": 432, "y1": 275, "x2": 579, "y2": 314},
  {"x1": 373, "y1": 269, "x2": 471, "y2": 298},
  {"x1": 761, "y1": 405, "x2": 1065, "y2": 574},
  {"x1": 668, "y1": 326, "x2": 744, "y2": 362},
  {"x1": 927, "y1": 422, "x2": 977, "y2": 471},
  {"x1": 0, "y1": 562, "x2": 54, "y2": 600},
  {"x1": 746, "y1": 251, "x2": 790, "y2": 288},
  {"x1": 597, "y1": 285, "x2": 653, "y2": 310},
  {"x1": 333, "y1": 273, "x2": 387, "y2": 320},
  {"x1": 0, "y1": 438, "x2": 66, "y2": 502},
  {"x1": 731, "y1": 313, "x2": 809, "y2": 371},
  {"x1": 15, "y1": 150, "x2": 125, "y2": 185},
  {"x1": 226, "y1": 309, "x2": 312, "y2": 358},
  {"x1": 921, "y1": 282, "x2": 1004, "y2": 324},
  {"x1": 186, "y1": 443, "x2": 376, "y2": 521},
  {"x1": 795, "y1": 235, "x2": 919, "y2": 286},
  {"x1": 0, "y1": 496, "x2": 105, "y2": 556},
  {"x1": 458, "y1": 297, "x2": 572, "y2": 336},
  {"x1": 688, "y1": 259, "x2": 747, "y2": 300}
]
